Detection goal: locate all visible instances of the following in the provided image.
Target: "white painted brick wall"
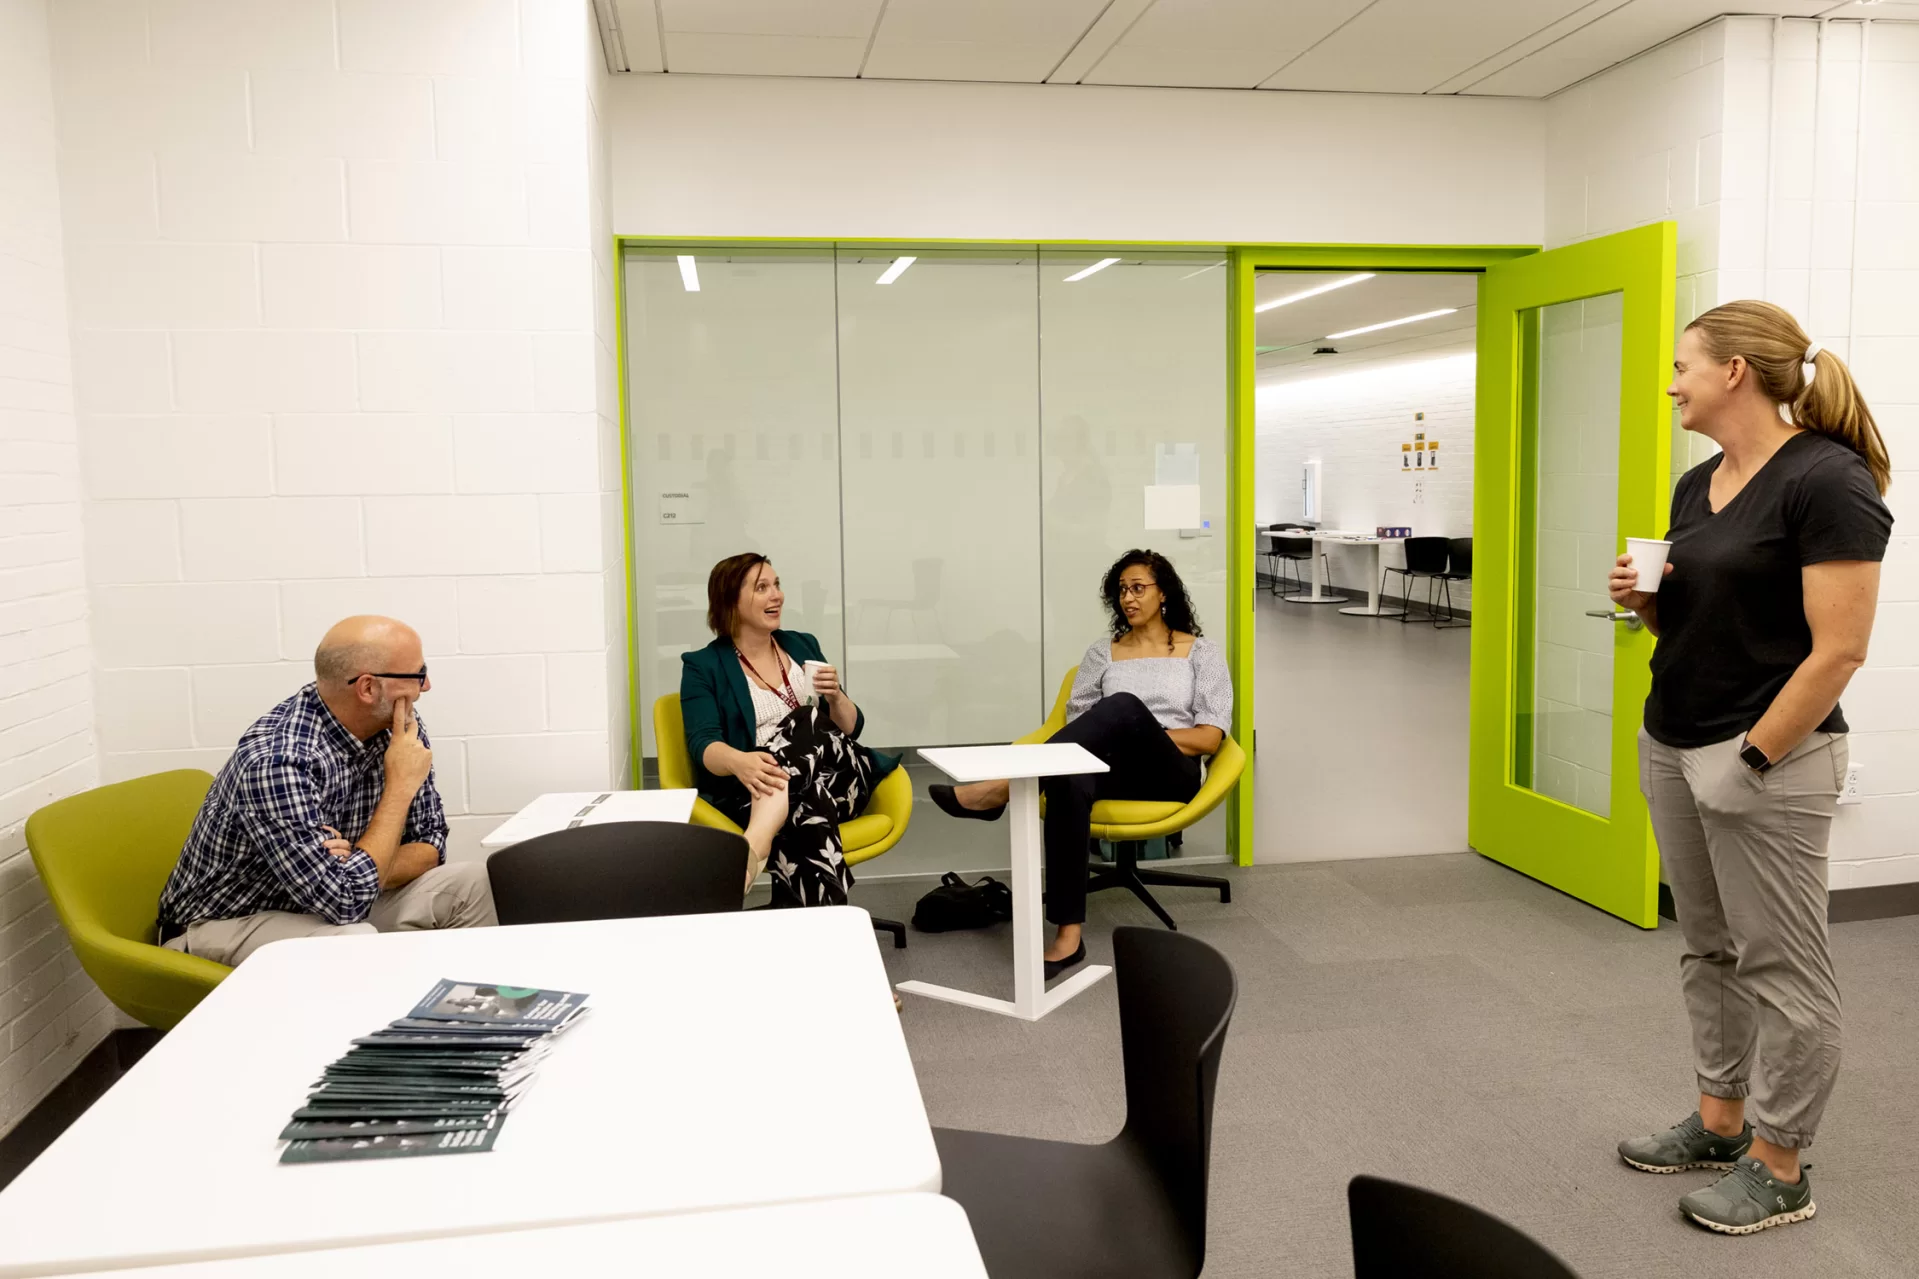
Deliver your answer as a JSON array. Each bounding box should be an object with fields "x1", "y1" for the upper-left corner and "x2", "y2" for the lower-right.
[
  {"x1": 0, "y1": 0, "x2": 114, "y2": 1141},
  {"x1": 1255, "y1": 351, "x2": 1476, "y2": 606},
  {"x1": 47, "y1": 0, "x2": 623, "y2": 874},
  {"x1": 1552, "y1": 16, "x2": 1919, "y2": 887}
]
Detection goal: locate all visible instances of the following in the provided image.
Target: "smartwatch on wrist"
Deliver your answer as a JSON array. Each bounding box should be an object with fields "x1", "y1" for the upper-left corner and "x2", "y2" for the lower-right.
[{"x1": 1739, "y1": 737, "x2": 1773, "y2": 774}]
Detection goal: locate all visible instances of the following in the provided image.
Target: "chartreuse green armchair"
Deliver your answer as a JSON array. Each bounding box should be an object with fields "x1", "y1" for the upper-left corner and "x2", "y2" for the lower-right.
[
  {"x1": 25, "y1": 770, "x2": 232, "y2": 1030},
  {"x1": 653, "y1": 693, "x2": 913, "y2": 947},
  {"x1": 1019, "y1": 667, "x2": 1243, "y2": 929}
]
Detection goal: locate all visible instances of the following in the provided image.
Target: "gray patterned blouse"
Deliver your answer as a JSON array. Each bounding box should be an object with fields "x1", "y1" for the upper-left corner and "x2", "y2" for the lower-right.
[{"x1": 1065, "y1": 635, "x2": 1234, "y2": 731}]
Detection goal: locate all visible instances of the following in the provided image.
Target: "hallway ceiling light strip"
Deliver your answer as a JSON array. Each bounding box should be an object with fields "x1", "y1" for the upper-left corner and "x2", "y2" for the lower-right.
[
  {"x1": 1063, "y1": 257, "x2": 1120, "y2": 282},
  {"x1": 875, "y1": 256, "x2": 916, "y2": 284},
  {"x1": 1253, "y1": 272, "x2": 1375, "y2": 313},
  {"x1": 677, "y1": 255, "x2": 700, "y2": 292},
  {"x1": 1326, "y1": 308, "x2": 1458, "y2": 340}
]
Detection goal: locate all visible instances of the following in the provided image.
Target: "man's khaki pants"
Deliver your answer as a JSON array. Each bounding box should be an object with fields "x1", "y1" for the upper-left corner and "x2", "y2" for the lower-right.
[
  {"x1": 1638, "y1": 728, "x2": 1846, "y2": 1149},
  {"x1": 164, "y1": 861, "x2": 497, "y2": 968}
]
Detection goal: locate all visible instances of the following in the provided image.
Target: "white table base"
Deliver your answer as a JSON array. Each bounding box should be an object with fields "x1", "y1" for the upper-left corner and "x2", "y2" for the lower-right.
[
  {"x1": 895, "y1": 777, "x2": 1113, "y2": 1020},
  {"x1": 1340, "y1": 541, "x2": 1406, "y2": 616}
]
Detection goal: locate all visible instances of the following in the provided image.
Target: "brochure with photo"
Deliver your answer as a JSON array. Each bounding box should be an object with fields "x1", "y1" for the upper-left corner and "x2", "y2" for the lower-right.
[
  {"x1": 280, "y1": 1115, "x2": 496, "y2": 1141},
  {"x1": 280, "y1": 1125, "x2": 500, "y2": 1164},
  {"x1": 407, "y1": 980, "x2": 588, "y2": 1027}
]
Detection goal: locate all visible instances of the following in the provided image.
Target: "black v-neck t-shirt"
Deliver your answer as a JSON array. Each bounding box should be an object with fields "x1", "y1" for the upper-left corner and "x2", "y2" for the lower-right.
[{"x1": 1644, "y1": 431, "x2": 1892, "y2": 749}]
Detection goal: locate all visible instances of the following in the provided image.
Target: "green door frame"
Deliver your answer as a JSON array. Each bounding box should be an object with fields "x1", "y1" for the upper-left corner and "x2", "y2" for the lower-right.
[{"x1": 613, "y1": 237, "x2": 1541, "y2": 867}]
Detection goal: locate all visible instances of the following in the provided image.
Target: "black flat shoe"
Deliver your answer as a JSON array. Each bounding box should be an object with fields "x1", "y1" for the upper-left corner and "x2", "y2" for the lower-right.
[
  {"x1": 930, "y1": 783, "x2": 1004, "y2": 822},
  {"x1": 1043, "y1": 941, "x2": 1087, "y2": 981}
]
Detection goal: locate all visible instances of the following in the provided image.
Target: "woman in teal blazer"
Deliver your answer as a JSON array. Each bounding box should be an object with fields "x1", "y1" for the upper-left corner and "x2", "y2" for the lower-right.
[{"x1": 681, "y1": 552, "x2": 898, "y2": 907}]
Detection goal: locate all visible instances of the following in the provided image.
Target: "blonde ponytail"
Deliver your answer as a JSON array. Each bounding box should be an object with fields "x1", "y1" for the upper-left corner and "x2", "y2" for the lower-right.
[{"x1": 1686, "y1": 300, "x2": 1892, "y2": 495}]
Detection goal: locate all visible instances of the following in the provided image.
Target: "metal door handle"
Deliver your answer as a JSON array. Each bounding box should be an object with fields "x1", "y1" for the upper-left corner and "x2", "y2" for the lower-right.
[{"x1": 1585, "y1": 608, "x2": 1642, "y2": 631}]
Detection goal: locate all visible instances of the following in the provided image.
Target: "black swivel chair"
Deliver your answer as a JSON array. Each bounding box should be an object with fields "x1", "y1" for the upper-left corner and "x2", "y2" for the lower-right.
[
  {"x1": 485, "y1": 821, "x2": 748, "y2": 925},
  {"x1": 1434, "y1": 536, "x2": 1472, "y2": 629},
  {"x1": 1383, "y1": 536, "x2": 1451, "y2": 623},
  {"x1": 1348, "y1": 1175, "x2": 1581, "y2": 1279},
  {"x1": 935, "y1": 927, "x2": 1238, "y2": 1279}
]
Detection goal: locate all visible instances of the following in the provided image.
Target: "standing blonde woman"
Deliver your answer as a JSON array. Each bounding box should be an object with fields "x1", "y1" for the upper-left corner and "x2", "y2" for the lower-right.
[{"x1": 1610, "y1": 301, "x2": 1892, "y2": 1234}]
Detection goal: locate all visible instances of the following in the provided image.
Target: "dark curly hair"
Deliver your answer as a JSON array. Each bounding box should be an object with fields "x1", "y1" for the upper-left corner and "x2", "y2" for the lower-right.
[{"x1": 1101, "y1": 549, "x2": 1202, "y2": 639}]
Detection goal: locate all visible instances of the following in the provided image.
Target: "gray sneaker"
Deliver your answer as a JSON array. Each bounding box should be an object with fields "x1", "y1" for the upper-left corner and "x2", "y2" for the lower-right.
[
  {"x1": 1618, "y1": 1112, "x2": 1753, "y2": 1173},
  {"x1": 1679, "y1": 1157, "x2": 1815, "y2": 1235}
]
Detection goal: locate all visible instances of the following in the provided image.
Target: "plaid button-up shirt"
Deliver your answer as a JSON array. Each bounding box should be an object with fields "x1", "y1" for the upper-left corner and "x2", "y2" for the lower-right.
[{"x1": 159, "y1": 684, "x2": 448, "y2": 928}]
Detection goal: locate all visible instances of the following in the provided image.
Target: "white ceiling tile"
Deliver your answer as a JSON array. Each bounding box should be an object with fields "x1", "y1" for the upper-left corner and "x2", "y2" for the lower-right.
[
  {"x1": 659, "y1": 0, "x2": 882, "y2": 40},
  {"x1": 863, "y1": 42, "x2": 1066, "y2": 82},
  {"x1": 865, "y1": 0, "x2": 1107, "y2": 82},
  {"x1": 1461, "y1": 0, "x2": 1828, "y2": 98},
  {"x1": 1424, "y1": 0, "x2": 1631, "y2": 95},
  {"x1": 1047, "y1": 0, "x2": 1155, "y2": 84},
  {"x1": 664, "y1": 31, "x2": 869, "y2": 77},
  {"x1": 1085, "y1": 0, "x2": 1371, "y2": 87},
  {"x1": 613, "y1": 0, "x2": 665, "y2": 72},
  {"x1": 1263, "y1": 0, "x2": 1596, "y2": 94}
]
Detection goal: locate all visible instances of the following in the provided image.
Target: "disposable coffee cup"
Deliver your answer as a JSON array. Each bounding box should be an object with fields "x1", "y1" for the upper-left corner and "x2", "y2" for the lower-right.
[
  {"x1": 1625, "y1": 537, "x2": 1672, "y2": 592},
  {"x1": 801, "y1": 660, "x2": 827, "y2": 706}
]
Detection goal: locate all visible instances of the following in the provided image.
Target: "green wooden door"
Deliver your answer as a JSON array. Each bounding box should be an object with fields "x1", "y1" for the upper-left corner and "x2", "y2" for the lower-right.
[{"x1": 1468, "y1": 222, "x2": 1677, "y2": 929}]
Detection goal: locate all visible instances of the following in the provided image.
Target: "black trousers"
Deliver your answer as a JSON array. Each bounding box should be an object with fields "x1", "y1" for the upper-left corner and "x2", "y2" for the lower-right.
[
  {"x1": 1043, "y1": 692, "x2": 1202, "y2": 927},
  {"x1": 718, "y1": 702, "x2": 876, "y2": 908}
]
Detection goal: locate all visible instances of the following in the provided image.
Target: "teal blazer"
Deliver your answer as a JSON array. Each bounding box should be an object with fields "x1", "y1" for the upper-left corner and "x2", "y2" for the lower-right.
[{"x1": 678, "y1": 632, "x2": 900, "y2": 811}]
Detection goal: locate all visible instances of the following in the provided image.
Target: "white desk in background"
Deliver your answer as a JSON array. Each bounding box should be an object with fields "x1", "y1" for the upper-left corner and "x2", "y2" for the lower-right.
[
  {"x1": 1280, "y1": 530, "x2": 1407, "y2": 617},
  {"x1": 62, "y1": 1195, "x2": 988, "y2": 1279},
  {"x1": 0, "y1": 909, "x2": 939, "y2": 1277},
  {"x1": 479, "y1": 788, "x2": 697, "y2": 850},
  {"x1": 899, "y1": 743, "x2": 1112, "y2": 1021}
]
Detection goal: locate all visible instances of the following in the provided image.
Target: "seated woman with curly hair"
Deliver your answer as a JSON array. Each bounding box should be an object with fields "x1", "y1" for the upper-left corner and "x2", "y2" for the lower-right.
[{"x1": 927, "y1": 548, "x2": 1231, "y2": 979}]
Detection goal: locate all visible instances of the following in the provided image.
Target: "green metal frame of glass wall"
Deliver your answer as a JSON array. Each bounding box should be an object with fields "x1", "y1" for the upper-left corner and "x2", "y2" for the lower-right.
[{"x1": 614, "y1": 238, "x2": 1539, "y2": 866}]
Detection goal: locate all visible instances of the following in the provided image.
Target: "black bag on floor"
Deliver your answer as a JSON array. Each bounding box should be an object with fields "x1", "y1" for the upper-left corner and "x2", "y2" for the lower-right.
[{"x1": 911, "y1": 872, "x2": 1014, "y2": 933}]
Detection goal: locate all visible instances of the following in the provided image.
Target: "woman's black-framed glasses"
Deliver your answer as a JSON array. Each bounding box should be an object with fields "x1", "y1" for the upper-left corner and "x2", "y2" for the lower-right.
[{"x1": 1117, "y1": 581, "x2": 1159, "y2": 599}]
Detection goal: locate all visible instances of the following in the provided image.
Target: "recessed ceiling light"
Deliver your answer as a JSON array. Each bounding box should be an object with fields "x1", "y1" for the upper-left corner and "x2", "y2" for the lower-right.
[
  {"x1": 876, "y1": 256, "x2": 916, "y2": 285},
  {"x1": 1254, "y1": 273, "x2": 1374, "y2": 313},
  {"x1": 1064, "y1": 257, "x2": 1120, "y2": 283},
  {"x1": 677, "y1": 255, "x2": 700, "y2": 292},
  {"x1": 1326, "y1": 308, "x2": 1458, "y2": 340}
]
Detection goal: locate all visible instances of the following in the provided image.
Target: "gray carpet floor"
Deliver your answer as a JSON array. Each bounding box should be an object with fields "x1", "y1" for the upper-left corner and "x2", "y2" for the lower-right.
[{"x1": 848, "y1": 855, "x2": 1919, "y2": 1278}]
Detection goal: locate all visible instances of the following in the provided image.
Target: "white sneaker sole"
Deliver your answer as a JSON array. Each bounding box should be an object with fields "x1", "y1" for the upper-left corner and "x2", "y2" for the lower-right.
[
  {"x1": 1621, "y1": 1155, "x2": 1742, "y2": 1174},
  {"x1": 1686, "y1": 1201, "x2": 1816, "y2": 1235}
]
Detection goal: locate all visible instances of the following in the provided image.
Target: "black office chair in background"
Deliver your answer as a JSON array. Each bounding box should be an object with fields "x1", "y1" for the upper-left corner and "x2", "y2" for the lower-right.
[
  {"x1": 1347, "y1": 1175, "x2": 1581, "y2": 1278},
  {"x1": 485, "y1": 821, "x2": 748, "y2": 925},
  {"x1": 1268, "y1": 524, "x2": 1330, "y2": 599},
  {"x1": 1434, "y1": 536, "x2": 1472, "y2": 629},
  {"x1": 935, "y1": 927, "x2": 1238, "y2": 1279},
  {"x1": 1383, "y1": 536, "x2": 1450, "y2": 623}
]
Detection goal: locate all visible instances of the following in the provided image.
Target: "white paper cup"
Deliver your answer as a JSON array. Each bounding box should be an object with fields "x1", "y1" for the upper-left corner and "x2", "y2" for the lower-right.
[
  {"x1": 800, "y1": 660, "x2": 827, "y2": 704},
  {"x1": 1625, "y1": 537, "x2": 1672, "y2": 592}
]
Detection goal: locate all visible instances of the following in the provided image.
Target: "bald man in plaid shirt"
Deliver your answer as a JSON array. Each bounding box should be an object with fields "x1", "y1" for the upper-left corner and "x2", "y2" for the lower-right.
[{"x1": 159, "y1": 615, "x2": 496, "y2": 967}]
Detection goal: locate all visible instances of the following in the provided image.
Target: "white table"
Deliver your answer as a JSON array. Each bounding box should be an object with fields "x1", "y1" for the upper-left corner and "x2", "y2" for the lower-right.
[
  {"x1": 0, "y1": 909, "x2": 939, "y2": 1277},
  {"x1": 1279, "y1": 530, "x2": 1407, "y2": 616},
  {"x1": 480, "y1": 789, "x2": 698, "y2": 849},
  {"x1": 62, "y1": 1195, "x2": 987, "y2": 1279},
  {"x1": 899, "y1": 743, "x2": 1111, "y2": 1021}
]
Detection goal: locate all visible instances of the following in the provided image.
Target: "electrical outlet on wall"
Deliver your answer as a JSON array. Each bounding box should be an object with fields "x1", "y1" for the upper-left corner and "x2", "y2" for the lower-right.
[{"x1": 1839, "y1": 764, "x2": 1863, "y2": 805}]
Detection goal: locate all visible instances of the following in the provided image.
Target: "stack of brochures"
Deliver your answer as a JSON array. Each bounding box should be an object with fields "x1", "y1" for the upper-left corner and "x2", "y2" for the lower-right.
[{"x1": 277, "y1": 979, "x2": 590, "y2": 1164}]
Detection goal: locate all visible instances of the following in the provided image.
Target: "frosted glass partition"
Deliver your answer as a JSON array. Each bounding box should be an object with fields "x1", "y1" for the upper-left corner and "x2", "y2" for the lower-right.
[
  {"x1": 624, "y1": 250, "x2": 842, "y2": 755},
  {"x1": 836, "y1": 252, "x2": 1043, "y2": 746},
  {"x1": 1528, "y1": 292, "x2": 1624, "y2": 818},
  {"x1": 622, "y1": 245, "x2": 1233, "y2": 866},
  {"x1": 1038, "y1": 251, "x2": 1228, "y2": 686}
]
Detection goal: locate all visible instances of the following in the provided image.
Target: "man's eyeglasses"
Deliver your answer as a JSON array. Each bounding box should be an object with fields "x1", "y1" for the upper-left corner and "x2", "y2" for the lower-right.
[
  {"x1": 1117, "y1": 582, "x2": 1159, "y2": 599},
  {"x1": 354, "y1": 666, "x2": 428, "y2": 684}
]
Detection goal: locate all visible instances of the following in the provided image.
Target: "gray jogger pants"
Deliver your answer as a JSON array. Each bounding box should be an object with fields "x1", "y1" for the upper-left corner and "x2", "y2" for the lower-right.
[{"x1": 1638, "y1": 728, "x2": 1846, "y2": 1149}]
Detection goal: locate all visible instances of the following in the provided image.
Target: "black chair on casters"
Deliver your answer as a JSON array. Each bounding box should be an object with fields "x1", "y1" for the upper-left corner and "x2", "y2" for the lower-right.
[
  {"x1": 1434, "y1": 536, "x2": 1472, "y2": 629},
  {"x1": 1348, "y1": 1175, "x2": 1581, "y2": 1278},
  {"x1": 1383, "y1": 536, "x2": 1450, "y2": 623},
  {"x1": 935, "y1": 927, "x2": 1238, "y2": 1279},
  {"x1": 485, "y1": 821, "x2": 747, "y2": 925}
]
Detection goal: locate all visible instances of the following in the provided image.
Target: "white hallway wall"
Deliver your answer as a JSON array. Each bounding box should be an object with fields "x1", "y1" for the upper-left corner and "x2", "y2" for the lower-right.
[
  {"x1": 0, "y1": 0, "x2": 115, "y2": 1139},
  {"x1": 52, "y1": 0, "x2": 626, "y2": 860},
  {"x1": 1547, "y1": 16, "x2": 1919, "y2": 889},
  {"x1": 607, "y1": 73, "x2": 1547, "y2": 245},
  {"x1": 1254, "y1": 352, "x2": 1477, "y2": 609}
]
